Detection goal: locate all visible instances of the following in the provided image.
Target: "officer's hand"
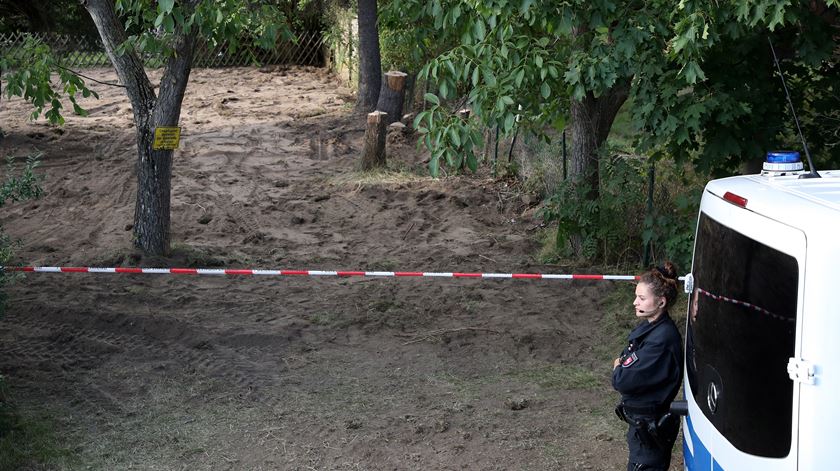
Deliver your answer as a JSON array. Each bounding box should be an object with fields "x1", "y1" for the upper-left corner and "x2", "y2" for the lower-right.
[{"x1": 613, "y1": 357, "x2": 621, "y2": 369}]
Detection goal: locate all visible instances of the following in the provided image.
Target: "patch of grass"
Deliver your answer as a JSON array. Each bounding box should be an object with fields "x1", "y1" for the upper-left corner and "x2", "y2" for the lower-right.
[
  {"x1": 124, "y1": 284, "x2": 148, "y2": 295},
  {"x1": 606, "y1": 99, "x2": 635, "y2": 153},
  {"x1": 597, "y1": 285, "x2": 639, "y2": 363},
  {"x1": 0, "y1": 394, "x2": 76, "y2": 470},
  {"x1": 367, "y1": 258, "x2": 399, "y2": 271},
  {"x1": 169, "y1": 242, "x2": 225, "y2": 267},
  {"x1": 310, "y1": 311, "x2": 343, "y2": 326},
  {"x1": 507, "y1": 364, "x2": 601, "y2": 390},
  {"x1": 330, "y1": 168, "x2": 432, "y2": 188},
  {"x1": 426, "y1": 371, "x2": 489, "y2": 402},
  {"x1": 535, "y1": 227, "x2": 563, "y2": 264}
]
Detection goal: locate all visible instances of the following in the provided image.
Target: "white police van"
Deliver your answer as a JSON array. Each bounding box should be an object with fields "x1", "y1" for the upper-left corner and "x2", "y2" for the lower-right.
[{"x1": 679, "y1": 151, "x2": 840, "y2": 470}]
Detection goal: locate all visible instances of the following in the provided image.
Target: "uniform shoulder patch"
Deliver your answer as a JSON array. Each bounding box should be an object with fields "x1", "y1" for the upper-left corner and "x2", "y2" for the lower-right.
[{"x1": 621, "y1": 352, "x2": 638, "y2": 368}]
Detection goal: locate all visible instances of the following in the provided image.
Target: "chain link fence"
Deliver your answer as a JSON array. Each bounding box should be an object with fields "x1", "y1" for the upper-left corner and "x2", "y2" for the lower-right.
[{"x1": 0, "y1": 31, "x2": 326, "y2": 69}]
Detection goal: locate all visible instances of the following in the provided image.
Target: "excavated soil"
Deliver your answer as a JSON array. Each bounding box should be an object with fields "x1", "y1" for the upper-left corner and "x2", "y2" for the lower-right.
[{"x1": 0, "y1": 67, "x2": 681, "y2": 470}]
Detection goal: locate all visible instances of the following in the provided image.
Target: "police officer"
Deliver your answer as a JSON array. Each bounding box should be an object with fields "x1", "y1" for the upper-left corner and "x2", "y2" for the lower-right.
[{"x1": 612, "y1": 262, "x2": 683, "y2": 471}]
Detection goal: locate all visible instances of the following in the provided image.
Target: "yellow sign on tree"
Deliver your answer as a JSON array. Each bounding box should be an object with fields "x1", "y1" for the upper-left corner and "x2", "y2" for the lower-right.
[{"x1": 153, "y1": 126, "x2": 181, "y2": 150}]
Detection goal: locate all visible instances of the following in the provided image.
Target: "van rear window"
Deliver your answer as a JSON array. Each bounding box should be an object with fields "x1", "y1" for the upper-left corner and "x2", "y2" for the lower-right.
[{"x1": 687, "y1": 213, "x2": 798, "y2": 458}]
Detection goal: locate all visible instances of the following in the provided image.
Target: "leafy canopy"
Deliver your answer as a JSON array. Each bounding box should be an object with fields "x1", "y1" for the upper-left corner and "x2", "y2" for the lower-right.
[
  {"x1": 114, "y1": 0, "x2": 289, "y2": 58},
  {"x1": 388, "y1": 0, "x2": 839, "y2": 175},
  {"x1": 634, "y1": 0, "x2": 840, "y2": 172},
  {"x1": 389, "y1": 0, "x2": 677, "y2": 176},
  {"x1": 1, "y1": 37, "x2": 98, "y2": 125}
]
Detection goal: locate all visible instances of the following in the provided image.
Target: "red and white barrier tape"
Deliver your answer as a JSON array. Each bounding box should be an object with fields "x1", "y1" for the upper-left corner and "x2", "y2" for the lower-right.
[
  {"x1": 696, "y1": 287, "x2": 792, "y2": 323},
  {"x1": 1, "y1": 266, "x2": 654, "y2": 281}
]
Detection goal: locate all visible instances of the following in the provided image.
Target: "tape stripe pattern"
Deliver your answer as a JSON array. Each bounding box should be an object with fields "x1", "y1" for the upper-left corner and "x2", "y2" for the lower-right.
[
  {"x1": 2, "y1": 266, "x2": 658, "y2": 281},
  {"x1": 696, "y1": 287, "x2": 792, "y2": 323}
]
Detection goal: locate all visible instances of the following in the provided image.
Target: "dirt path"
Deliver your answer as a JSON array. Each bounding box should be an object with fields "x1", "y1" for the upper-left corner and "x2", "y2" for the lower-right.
[{"x1": 0, "y1": 67, "x2": 677, "y2": 470}]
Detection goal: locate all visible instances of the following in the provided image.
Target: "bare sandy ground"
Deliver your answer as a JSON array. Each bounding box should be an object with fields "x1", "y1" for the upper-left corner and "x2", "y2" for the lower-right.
[{"x1": 0, "y1": 66, "x2": 681, "y2": 470}]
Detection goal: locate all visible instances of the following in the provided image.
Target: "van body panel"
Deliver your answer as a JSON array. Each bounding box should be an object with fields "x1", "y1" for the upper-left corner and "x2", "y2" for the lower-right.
[
  {"x1": 796, "y1": 231, "x2": 840, "y2": 471},
  {"x1": 688, "y1": 188, "x2": 805, "y2": 470},
  {"x1": 696, "y1": 171, "x2": 840, "y2": 470},
  {"x1": 683, "y1": 403, "x2": 713, "y2": 470}
]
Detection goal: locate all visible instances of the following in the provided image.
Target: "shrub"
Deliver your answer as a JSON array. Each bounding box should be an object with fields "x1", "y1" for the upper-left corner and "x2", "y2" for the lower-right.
[
  {"x1": 538, "y1": 152, "x2": 704, "y2": 269},
  {"x1": 0, "y1": 154, "x2": 44, "y2": 317}
]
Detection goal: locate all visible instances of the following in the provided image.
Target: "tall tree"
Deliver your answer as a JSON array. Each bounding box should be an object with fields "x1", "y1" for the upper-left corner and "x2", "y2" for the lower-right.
[
  {"x1": 399, "y1": 0, "x2": 838, "y2": 180},
  {"x1": 635, "y1": 0, "x2": 840, "y2": 172},
  {"x1": 82, "y1": 0, "x2": 287, "y2": 255},
  {"x1": 355, "y1": 0, "x2": 382, "y2": 112}
]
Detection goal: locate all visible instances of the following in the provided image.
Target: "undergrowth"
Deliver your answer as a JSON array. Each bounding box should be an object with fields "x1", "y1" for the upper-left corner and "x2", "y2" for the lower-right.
[
  {"x1": 0, "y1": 380, "x2": 75, "y2": 470},
  {"x1": 535, "y1": 150, "x2": 704, "y2": 270}
]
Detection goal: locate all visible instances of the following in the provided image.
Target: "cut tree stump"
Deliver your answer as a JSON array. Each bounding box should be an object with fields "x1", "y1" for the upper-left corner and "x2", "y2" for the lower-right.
[
  {"x1": 361, "y1": 111, "x2": 387, "y2": 170},
  {"x1": 375, "y1": 71, "x2": 408, "y2": 126}
]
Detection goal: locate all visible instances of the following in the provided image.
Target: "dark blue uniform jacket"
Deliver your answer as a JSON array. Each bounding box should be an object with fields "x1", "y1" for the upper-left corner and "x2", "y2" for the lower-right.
[{"x1": 612, "y1": 313, "x2": 683, "y2": 412}]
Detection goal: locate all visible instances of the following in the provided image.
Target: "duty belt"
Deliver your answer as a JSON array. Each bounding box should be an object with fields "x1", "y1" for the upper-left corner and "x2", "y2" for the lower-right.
[{"x1": 618, "y1": 403, "x2": 667, "y2": 417}]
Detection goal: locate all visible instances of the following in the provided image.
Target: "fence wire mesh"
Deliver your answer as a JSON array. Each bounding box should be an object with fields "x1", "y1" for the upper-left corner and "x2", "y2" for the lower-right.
[{"x1": 0, "y1": 31, "x2": 325, "y2": 69}]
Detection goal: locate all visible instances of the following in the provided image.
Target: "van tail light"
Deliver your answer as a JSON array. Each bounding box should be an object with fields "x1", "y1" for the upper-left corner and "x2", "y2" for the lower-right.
[{"x1": 723, "y1": 191, "x2": 748, "y2": 208}]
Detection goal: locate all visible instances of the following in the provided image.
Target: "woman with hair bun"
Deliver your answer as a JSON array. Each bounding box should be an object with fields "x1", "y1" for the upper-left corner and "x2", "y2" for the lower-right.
[{"x1": 612, "y1": 262, "x2": 684, "y2": 471}]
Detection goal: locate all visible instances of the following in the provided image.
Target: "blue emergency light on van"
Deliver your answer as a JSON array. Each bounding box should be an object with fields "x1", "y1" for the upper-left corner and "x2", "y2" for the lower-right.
[
  {"x1": 767, "y1": 151, "x2": 801, "y2": 163},
  {"x1": 763, "y1": 151, "x2": 804, "y2": 173}
]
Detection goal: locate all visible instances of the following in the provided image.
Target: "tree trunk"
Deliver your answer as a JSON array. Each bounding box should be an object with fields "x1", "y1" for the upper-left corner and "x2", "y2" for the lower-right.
[
  {"x1": 375, "y1": 71, "x2": 407, "y2": 125},
  {"x1": 566, "y1": 80, "x2": 631, "y2": 257},
  {"x1": 361, "y1": 111, "x2": 387, "y2": 170},
  {"x1": 85, "y1": 0, "x2": 196, "y2": 256},
  {"x1": 356, "y1": 0, "x2": 381, "y2": 113},
  {"x1": 568, "y1": 80, "x2": 631, "y2": 200}
]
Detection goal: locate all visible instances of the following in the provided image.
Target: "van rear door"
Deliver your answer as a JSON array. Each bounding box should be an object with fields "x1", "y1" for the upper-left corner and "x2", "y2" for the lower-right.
[{"x1": 686, "y1": 189, "x2": 804, "y2": 470}]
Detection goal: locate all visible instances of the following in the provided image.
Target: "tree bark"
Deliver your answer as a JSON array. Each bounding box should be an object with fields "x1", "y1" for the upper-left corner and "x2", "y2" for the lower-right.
[
  {"x1": 375, "y1": 71, "x2": 407, "y2": 125},
  {"x1": 85, "y1": 0, "x2": 197, "y2": 256},
  {"x1": 568, "y1": 79, "x2": 631, "y2": 200},
  {"x1": 361, "y1": 111, "x2": 387, "y2": 170},
  {"x1": 355, "y1": 0, "x2": 381, "y2": 113}
]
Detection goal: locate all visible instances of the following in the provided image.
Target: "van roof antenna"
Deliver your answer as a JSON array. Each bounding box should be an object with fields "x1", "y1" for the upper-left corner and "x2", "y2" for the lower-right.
[{"x1": 768, "y1": 37, "x2": 820, "y2": 179}]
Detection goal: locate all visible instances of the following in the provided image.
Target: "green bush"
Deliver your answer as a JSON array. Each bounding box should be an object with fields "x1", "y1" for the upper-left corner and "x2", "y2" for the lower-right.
[
  {"x1": 0, "y1": 154, "x2": 44, "y2": 317},
  {"x1": 538, "y1": 152, "x2": 703, "y2": 269}
]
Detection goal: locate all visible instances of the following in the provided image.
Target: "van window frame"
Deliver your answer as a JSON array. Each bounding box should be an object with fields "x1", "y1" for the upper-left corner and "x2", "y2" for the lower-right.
[{"x1": 686, "y1": 193, "x2": 806, "y2": 463}]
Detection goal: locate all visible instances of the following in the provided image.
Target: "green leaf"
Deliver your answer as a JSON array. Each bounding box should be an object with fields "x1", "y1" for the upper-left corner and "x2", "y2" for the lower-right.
[
  {"x1": 515, "y1": 68, "x2": 525, "y2": 87},
  {"x1": 520, "y1": 0, "x2": 535, "y2": 14},
  {"x1": 472, "y1": 66, "x2": 480, "y2": 86},
  {"x1": 540, "y1": 82, "x2": 550, "y2": 98},
  {"x1": 424, "y1": 93, "x2": 440, "y2": 106},
  {"x1": 466, "y1": 152, "x2": 478, "y2": 172},
  {"x1": 429, "y1": 154, "x2": 440, "y2": 177},
  {"x1": 159, "y1": 0, "x2": 175, "y2": 14},
  {"x1": 449, "y1": 126, "x2": 462, "y2": 147},
  {"x1": 504, "y1": 113, "x2": 515, "y2": 133},
  {"x1": 483, "y1": 67, "x2": 497, "y2": 86},
  {"x1": 474, "y1": 21, "x2": 486, "y2": 41},
  {"x1": 572, "y1": 84, "x2": 585, "y2": 100},
  {"x1": 162, "y1": 14, "x2": 175, "y2": 33}
]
